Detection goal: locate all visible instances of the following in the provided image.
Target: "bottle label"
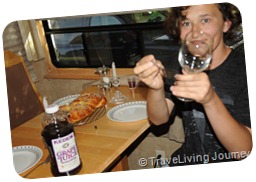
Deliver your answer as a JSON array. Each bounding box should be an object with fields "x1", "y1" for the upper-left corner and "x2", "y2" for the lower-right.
[{"x1": 51, "y1": 132, "x2": 81, "y2": 173}]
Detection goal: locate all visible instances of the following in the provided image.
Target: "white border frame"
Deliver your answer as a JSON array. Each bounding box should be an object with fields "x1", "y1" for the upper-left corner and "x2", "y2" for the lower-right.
[{"x1": 1, "y1": 0, "x2": 255, "y2": 182}]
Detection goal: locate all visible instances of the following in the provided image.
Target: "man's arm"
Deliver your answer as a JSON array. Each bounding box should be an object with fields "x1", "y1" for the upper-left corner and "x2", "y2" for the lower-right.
[{"x1": 146, "y1": 87, "x2": 174, "y2": 125}]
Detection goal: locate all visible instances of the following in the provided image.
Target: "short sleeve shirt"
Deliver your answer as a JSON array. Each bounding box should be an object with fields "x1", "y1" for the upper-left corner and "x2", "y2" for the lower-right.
[{"x1": 161, "y1": 47, "x2": 251, "y2": 166}]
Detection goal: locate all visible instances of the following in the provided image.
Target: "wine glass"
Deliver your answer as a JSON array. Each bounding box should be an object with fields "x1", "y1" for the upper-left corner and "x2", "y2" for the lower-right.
[
  {"x1": 127, "y1": 76, "x2": 137, "y2": 90},
  {"x1": 96, "y1": 66, "x2": 110, "y2": 88},
  {"x1": 127, "y1": 75, "x2": 138, "y2": 100},
  {"x1": 178, "y1": 31, "x2": 213, "y2": 102}
]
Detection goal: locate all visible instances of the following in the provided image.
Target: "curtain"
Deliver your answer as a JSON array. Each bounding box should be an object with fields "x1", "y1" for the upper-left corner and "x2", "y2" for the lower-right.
[{"x1": 18, "y1": 20, "x2": 45, "y2": 62}]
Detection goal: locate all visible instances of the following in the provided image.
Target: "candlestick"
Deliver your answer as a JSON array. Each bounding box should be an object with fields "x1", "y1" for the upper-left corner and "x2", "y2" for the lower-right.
[{"x1": 112, "y1": 62, "x2": 117, "y2": 78}]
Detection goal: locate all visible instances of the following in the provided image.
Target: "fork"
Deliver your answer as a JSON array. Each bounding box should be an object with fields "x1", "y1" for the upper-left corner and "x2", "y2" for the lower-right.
[
  {"x1": 23, "y1": 155, "x2": 50, "y2": 178},
  {"x1": 151, "y1": 59, "x2": 166, "y2": 76},
  {"x1": 94, "y1": 107, "x2": 106, "y2": 129}
]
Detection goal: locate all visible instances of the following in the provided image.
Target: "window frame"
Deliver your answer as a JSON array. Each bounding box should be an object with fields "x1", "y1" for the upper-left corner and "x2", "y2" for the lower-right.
[
  {"x1": 37, "y1": 12, "x2": 170, "y2": 80},
  {"x1": 37, "y1": 20, "x2": 139, "y2": 79}
]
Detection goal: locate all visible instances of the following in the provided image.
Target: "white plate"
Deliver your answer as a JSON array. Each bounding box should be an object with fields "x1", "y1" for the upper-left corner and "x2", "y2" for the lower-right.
[
  {"x1": 12, "y1": 145, "x2": 43, "y2": 174},
  {"x1": 53, "y1": 94, "x2": 80, "y2": 106},
  {"x1": 107, "y1": 101, "x2": 148, "y2": 122}
]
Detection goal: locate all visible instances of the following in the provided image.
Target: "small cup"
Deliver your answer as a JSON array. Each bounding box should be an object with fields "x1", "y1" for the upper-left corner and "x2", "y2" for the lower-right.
[{"x1": 127, "y1": 76, "x2": 137, "y2": 89}]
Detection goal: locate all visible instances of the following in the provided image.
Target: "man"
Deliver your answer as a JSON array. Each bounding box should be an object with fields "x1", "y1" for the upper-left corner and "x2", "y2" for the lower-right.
[{"x1": 134, "y1": 3, "x2": 252, "y2": 165}]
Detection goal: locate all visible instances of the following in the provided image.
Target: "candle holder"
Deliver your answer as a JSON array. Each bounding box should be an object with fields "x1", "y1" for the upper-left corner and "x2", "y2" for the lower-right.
[
  {"x1": 109, "y1": 77, "x2": 127, "y2": 104},
  {"x1": 111, "y1": 77, "x2": 120, "y2": 87}
]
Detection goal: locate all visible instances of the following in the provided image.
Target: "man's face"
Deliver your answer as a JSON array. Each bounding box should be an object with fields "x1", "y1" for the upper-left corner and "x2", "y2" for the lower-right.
[{"x1": 179, "y1": 4, "x2": 231, "y2": 52}]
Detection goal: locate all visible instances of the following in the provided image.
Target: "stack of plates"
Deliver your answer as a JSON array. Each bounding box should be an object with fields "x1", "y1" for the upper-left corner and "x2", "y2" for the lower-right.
[{"x1": 12, "y1": 145, "x2": 43, "y2": 174}]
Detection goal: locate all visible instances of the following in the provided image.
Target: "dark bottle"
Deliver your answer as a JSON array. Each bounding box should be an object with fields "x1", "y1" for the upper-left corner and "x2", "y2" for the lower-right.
[{"x1": 41, "y1": 104, "x2": 82, "y2": 176}]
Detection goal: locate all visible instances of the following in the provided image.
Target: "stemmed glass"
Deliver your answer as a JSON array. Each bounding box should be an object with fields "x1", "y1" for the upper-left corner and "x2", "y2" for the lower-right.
[
  {"x1": 96, "y1": 66, "x2": 110, "y2": 88},
  {"x1": 177, "y1": 31, "x2": 213, "y2": 102},
  {"x1": 127, "y1": 75, "x2": 138, "y2": 100}
]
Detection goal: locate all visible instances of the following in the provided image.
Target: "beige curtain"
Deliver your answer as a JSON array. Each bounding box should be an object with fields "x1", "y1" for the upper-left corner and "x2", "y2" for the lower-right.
[{"x1": 18, "y1": 20, "x2": 45, "y2": 62}]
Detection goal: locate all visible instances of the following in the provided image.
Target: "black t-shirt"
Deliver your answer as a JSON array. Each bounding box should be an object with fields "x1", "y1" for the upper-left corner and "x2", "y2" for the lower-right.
[{"x1": 161, "y1": 48, "x2": 251, "y2": 166}]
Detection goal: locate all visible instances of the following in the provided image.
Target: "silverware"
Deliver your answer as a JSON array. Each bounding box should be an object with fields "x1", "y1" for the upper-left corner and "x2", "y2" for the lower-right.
[
  {"x1": 23, "y1": 154, "x2": 50, "y2": 178},
  {"x1": 94, "y1": 107, "x2": 106, "y2": 129},
  {"x1": 151, "y1": 59, "x2": 165, "y2": 76},
  {"x1": 91, "y1": 108, "x2": 101, "y2": 129}
]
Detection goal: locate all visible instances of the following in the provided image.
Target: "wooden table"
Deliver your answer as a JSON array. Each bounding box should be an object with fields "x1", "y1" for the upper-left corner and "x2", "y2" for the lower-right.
[{"x1": 11, "y1": 86, "x2": 150, "y2": 178}]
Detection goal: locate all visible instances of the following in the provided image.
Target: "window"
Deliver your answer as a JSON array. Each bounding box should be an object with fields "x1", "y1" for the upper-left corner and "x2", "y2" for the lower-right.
[{"x1": 42, "y1": 10, "x2": 180, "y2": 69}]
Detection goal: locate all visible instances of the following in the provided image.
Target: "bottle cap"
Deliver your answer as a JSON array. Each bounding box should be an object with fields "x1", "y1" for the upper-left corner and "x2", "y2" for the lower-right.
[{"x1": 45, "y1": 104, "x2": 59, "y2": 114}]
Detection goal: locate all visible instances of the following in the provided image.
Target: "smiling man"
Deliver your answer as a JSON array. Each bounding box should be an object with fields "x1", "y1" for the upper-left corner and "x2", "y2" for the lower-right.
[{"x1": 134, "y1": 3, "x2": 252, "y2": 166}]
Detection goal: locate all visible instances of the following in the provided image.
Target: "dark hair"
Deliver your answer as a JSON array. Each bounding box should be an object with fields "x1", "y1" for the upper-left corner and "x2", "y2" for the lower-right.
[{"x1": 164, "y1": 3, "x2": 242, "y2": 43}]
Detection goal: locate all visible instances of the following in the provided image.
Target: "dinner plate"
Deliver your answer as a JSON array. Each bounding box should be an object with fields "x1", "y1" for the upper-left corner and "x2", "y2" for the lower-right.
[
  {"x1": 53, "y1": 94, "x2": 80, "y2": 106},
  {"x1": 12, "y1": 145, "x2": 43, "y2": 174},
  {"x1": 107, "y1": 101, "x2": 147, "y2": 122}
]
